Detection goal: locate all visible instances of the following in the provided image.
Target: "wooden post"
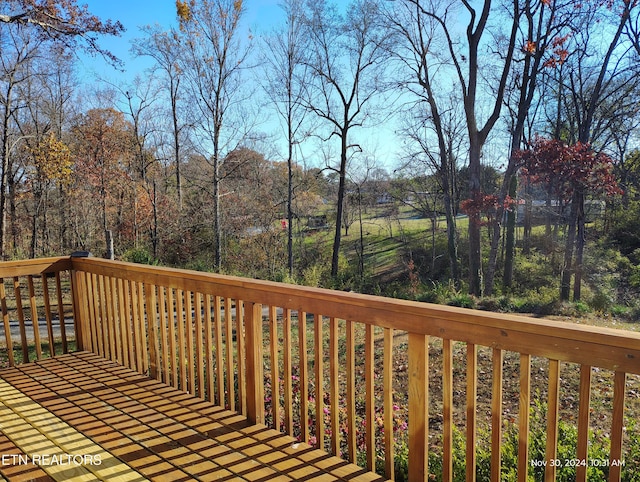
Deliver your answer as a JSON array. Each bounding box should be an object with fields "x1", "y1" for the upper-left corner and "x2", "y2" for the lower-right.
[
  {"x1": 408, "y1": 333, "x2": 428, "y2": 482},
  {"x1": 144, "y1": 283, "x2": 160, "y2": 381},
  {"x1": 105, "y1": 230, "x2": 114, "y2": 260},
  {"x1": 245, "y1": 302, "x2": 264, "y2": 425},
  {"x1": 70, "y1": 251, "x2": 91, "y2": 352}
]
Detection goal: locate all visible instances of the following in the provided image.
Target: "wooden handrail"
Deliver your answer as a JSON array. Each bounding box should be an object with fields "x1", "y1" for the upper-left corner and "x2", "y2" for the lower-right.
[
  {"x1": 0, "y1": 257, "x2": 75, "y2": 366},
  {"x1": 70, "y1": 257, "x2": 640, "y2": 371},
  {"x1": 6, "y1": 256, "x2": 639, "y2": 481}
]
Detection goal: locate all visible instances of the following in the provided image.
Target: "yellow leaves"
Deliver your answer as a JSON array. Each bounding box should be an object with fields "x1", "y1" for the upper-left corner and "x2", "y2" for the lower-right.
[
  {"x1": 176, "y1": 0, "x2": 193, "y2": 23},
  {"x1": 233, "y1": 0, "x2": 243, "y2": 13},
  {"x1": 29, "y1": 133, "x2": 73, "y2": 186}
]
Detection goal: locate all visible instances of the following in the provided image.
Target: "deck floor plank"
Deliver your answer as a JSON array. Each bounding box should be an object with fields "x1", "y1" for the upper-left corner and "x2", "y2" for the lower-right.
[{"x1": 0, "y1": 352, "x2": 387, "y2": 482}]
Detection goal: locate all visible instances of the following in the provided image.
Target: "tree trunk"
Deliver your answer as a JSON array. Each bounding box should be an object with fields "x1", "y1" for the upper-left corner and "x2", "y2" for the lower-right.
[
  {"x1": 172, "y1": 83, "x2": 182, "y2": 211},
  {"x1": 442, "y1": 162, "x2": 460, "y2": 289},
  {"x1": 331, "y1": 169, "x2": 346, "y2": 278},
  {"x1": 560, "y1": 191, "x2": 579, "y2": 301},
  {"x1": 330, "y1": 130, "x2": 349, "y2": 279},
  {"x1": 502, "y1": 174, "x2": 518, "y2": 289},
  {"x1": 213, "y1": 135, "x2": 222, "y2": 271},
  {"x1": 0, "y1": 86, "x2": 12, "y2": 259},
  {"x1": 287, "y1": 137, "x2": 294, "y2": 278},
  {"x1": 152, "y1": 180, "x2": 158, "y2": 260},
  {"x1": 523, "y1": 185, "x2": 532, "y2": 255},
  {"x1": 573, "y1": 190, "x2": 585, "y2": 301},
  {"x1": 105, "y1": 229, "x2": 114, "y2": 260},
  {"x1": 467, "y1": 139, "x2": 483, "y2": 296}
]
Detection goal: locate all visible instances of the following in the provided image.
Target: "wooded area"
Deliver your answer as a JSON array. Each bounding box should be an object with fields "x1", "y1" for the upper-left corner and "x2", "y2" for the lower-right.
[{"x1": 1, "y1": 0, "x2": 640, "y2": 310}]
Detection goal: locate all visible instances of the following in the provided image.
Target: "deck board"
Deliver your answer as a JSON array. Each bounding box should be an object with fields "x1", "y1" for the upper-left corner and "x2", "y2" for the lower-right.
[{"x1": 0, "y1": 352, "x2": 387, "y2": 482}]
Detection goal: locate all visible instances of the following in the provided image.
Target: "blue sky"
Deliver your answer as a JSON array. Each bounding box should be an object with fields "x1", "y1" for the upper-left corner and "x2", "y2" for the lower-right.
[
  {"x1": 79, "y1": 0, "x2": 283, "y2": 81},
  {"x1": 77, "y1": 0, "x2": 401, "y2": 168}
]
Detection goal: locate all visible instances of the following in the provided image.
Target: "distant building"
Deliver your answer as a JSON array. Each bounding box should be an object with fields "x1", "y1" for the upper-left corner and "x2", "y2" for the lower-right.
[
  {"x1": 516, "y1": 199, "x2": 605, "y2": 225},
  {"x1": 307, "y1": 215, "x2": 329, "y2": 230}
]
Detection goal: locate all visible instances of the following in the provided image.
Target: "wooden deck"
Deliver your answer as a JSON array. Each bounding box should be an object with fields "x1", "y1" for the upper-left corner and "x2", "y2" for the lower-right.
[
  {"x1": 2, "y1": 257, "x2": 640, "y2": 481},
  {"x1": 0, "y1": 352, "x2": 386, "y2": 482}
]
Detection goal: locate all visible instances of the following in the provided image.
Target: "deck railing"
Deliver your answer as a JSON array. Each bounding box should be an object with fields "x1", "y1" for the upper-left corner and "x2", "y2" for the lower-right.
[
  {"x1": 0, "y1": 257, "x2": 75, "y2": 366},
  {"x1": 1, "y1": 256, "x2": 639, "y2": 482}
]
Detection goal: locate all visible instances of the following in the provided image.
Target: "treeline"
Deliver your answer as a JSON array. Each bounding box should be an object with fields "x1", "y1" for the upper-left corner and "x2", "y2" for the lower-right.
[{"x1": 1, "y1": 0, "x2": 640, "y2": 302}]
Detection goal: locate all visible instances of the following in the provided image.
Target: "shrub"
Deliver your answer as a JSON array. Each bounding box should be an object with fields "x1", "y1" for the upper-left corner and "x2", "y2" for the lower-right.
[
  {"x1": 447, "y1": 293, "x2": 477, "y2": 309},
  {"x1": 513, "y1": 285, "x2": 559, "y2": 315},
  {"x1": 411, "y1": 400, "x2": 638, "y2": 482},
  {"x1": 121, "y1": 247, "x2": 156, "y2": 265}
]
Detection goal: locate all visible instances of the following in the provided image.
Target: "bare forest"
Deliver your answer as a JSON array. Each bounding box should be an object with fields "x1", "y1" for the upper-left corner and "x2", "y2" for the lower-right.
[{"x1": 2, "y1": 0, "x2": 640, "y2": 314}]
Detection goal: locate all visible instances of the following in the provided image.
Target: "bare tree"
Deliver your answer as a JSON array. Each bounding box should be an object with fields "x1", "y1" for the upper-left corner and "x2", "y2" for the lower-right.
[
  {"x1": 302, "y1": 0, "x2": 390, "y2": 279},
  {"x1": 120, "y1": 76, "x2": 164, "y2": 259},
  {"x1": 485, "y1": 0, "x2": 576, "y2": 295},
  {"x1": 176, "y1": 0, "x2": 252, "y2": 271},
  {"x1": 261, "y1": 0, "x2": 312, "y2": 278},
  {"x1": 0, "y1": 0, "x2": 124, "y2": 65},
  {"x1": 398, "y1": 0, "x2": 519, "y2": 296},
  {"x1": 386, "y1": 0, "x2": 467, "y2": 288},
  {"x1": 0, "y1": 27, "x2": 43, "y2": 258},
  {"x1": 133, "y1": 25, "x2": 188, "y2": 210}
]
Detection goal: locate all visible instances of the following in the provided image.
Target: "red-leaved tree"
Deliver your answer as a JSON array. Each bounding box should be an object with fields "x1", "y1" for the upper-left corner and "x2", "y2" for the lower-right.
[{"x1": 516, "y1": 137, "x2": 622, "y2": 301}]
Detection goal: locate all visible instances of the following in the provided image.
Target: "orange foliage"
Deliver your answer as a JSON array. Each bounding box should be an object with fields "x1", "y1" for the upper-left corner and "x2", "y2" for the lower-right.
[{"x1": 29, "y1": 132, "x2": 73, "y2": 186}]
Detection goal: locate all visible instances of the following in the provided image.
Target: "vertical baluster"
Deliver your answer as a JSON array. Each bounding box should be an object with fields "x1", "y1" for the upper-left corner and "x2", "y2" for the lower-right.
[
  {"x1": 545, "y1": 359, "x2": 560, "y2": 482},
  {"x1": 443, "y1": 339, "x2": 454, "y2": 482},
  {"x1": 167, "y1": 288, "x2": 178, "y2": 389},
  {"x1": 74, "y1": 271, "x2": 88, "y2": 353},
  {"x1": 226, "y1": 297, "x2": 236, "y2": 411},
  {"x1": 283, "y1": 308, "x2": 293, "y2": 435},
  {"x1": 269, "y1": 306, "x2": 279, "y2": 429},
  {"x1": 299, "y1": 311, "x2": 309, "y2": 443},
  {"x1": 136, "y1": 281, "x2": 149, "y2": 374},
  {"x1": 314, "y1": 314, "x2": 324, "y2": 449},
  {"x1": 123, "y1": 279, "x2": 136, "y2": 371},
  {"x1": 54, "y1": 273, "x2": 67, "y2": 354},
  {"x1": 609, "y1": 371, "x2": 626, "y2": 482},
  {"x1": 491, "y1": 348, "x2": 504, "y2": 482},
  {"x1": 158, "y1": 287, "x2": 169, "y2": 384},
  {"x1": 195, "y1": 292, "x2": 205, "y2": 398},
  {"x1": 0, "y1": 279, "x2": 15, "y2": 367},
  {"x1": 104, "y1": 276, "x2": 117, "y2": 360},
  {"x1": 576, "y1": 365, "x2": 592, "y2": 482},
  {"x1": 204, "y1": 294, "x2": 214, "y2": 401},
  {"x1": 41, "y1": 275, "x2": 55, "y2": 358},
  {"x1": 214, "y1": 296, "x2": 224, "y2": 405},
  {"x1": 383, "y1": 327, "x2": 394, "y2": 480},
  {"x1": 14, "y1": 278, "x2": 29, "y2": 363},
  {"x1": 176, "y1": 289, "x2": 186, "y2": 391},
  {"x1": 186, "y1": 291, "x2": 195, "y2": 395},
  {"x1": 97, "y1": 275, "x2": 109, "y2": 358},
  {"x1": 131, "y1": 281, "x2": 144, "y2": 373},
  {"x1": 346, "y1": 319, "x2": 356, "y2": 462},
  {"x1": 236, "y1": 299, "x2": 245, "y2": 415},
  {"x1": 365, "y1": 323, "x2": 375, "y2": 471},
  {"x1": 117, "y1": 278, "x2": 129, "y2": 368},
  {"x1": 329, "y1": 317, "x2": 339, "y2": 456},
  {"x1": 111, "y1": 277, "x2": 122, "y2": 364},
  {"x1": 145, "y1": 283, "x2": 160, "y2": 381},
  {"x1": 27, "y1": 276, "x2": 42, "y2": 360},
  {"x1": 88, "y1": 273, "x2": 100, "y2": 354},
  {"x1": 108, "y1": 277, "x2": 121, "y2": 363},
  {"x1": 518, "y1": 354, "x2": 531, "y2": 482},
  {"x1": 466, "y1": 343, "x2": 478, "y2": 482}
]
